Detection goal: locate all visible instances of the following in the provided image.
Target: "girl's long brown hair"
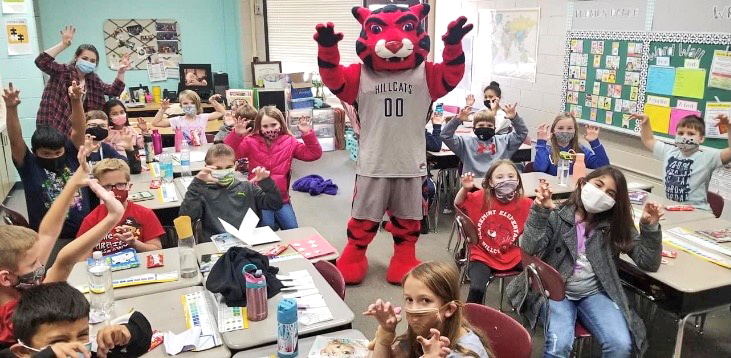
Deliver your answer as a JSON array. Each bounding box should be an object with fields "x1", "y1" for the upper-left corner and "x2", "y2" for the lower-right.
[
  {"x1": 253, "y1": 106, "x2": 292, "y2": 136},
  {"x1": 565, "y1": 165, "x2": 635, "y2": 253},
  {"x1": 480, "y1": 159, "x2": 524, "y2": 211},
  {"x1": 550, "y1": 112, "x2": 584, "y2": 164},
  {"x1": 396, "y1": 262, "x2": 493, "y2": 358}
]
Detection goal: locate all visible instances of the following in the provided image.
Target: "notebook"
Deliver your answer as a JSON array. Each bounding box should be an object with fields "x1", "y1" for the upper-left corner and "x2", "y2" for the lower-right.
[
  {"x1": 307, "y1": 336, "x2": 370, "y2": 357},
  {"x1": 288, "y1": 235, "x2": 337, "y2": 260}
]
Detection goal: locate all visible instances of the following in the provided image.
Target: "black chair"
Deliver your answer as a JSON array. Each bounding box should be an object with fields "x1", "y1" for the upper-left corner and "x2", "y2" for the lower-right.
[{"x1": 0, "y1": 205, "x2": 29, "y2": 227}]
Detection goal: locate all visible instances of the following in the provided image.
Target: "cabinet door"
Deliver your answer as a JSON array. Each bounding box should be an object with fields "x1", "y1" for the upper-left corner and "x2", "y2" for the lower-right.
[
  {"x1": 0, "y1": 131, "x2": 8, "y2": 201},
  {"x1": 3, "y1": 131, "x2": 14, "y2": 198}
]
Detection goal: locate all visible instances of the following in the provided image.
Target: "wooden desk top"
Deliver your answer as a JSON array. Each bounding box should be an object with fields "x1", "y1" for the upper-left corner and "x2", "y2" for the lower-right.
[
  {"x1": 125, "y1": 102, "x2": 214, "y2": 113},
  {"x1": 129, "y1": 118, "x2": 223, "y2": 135}
]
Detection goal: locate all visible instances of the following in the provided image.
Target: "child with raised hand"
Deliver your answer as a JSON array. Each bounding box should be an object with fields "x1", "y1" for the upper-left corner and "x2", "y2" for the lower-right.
[
  {"x1": 224, "y1": 106, "x2": 322, "y2": 230},
  {"x1": 102, "y1": 99, "x2": 145, "y2": 155},
  {"x1": 5, "y1": 282, "x2": 152, "y2": 358},
  {"x1": 465, "y1": 82, "x2": 511, "y2": 135},
  {"x1": 214, "y1": 103, "x2": 257, "y2": 143},
  {"x1": 454, "y1": 160, "x2": 532, "y2": 304},
  {"x1": 364, "y1": 261, "x2": 491, "y2": 358},
  {"x1": 0, "y1": 145, "x2": 124, "y2": 346},
  {"x1": 506, "y1": 166, "x2": 663, "y2": 357},
  {"x1": 151, "y1": 91, "x2": 226, "y2": 145},
  {"x1": 76, "y1": 158, "x2": 163, "y2": 256},
  {"x1": 179, "y1": 144, "x2": 284, "y2": 241},
  {"x1": 633, "y1": 112, "x2": 731, "y2": 211},
  {"x1": 533, "y1": 112, "x2": 609, "y2": 175}
]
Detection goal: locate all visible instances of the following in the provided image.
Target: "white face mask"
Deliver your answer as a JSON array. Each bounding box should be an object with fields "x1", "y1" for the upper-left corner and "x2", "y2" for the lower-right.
[
  {"x1": 580, "y1": 181, "x2": 615, "y2": 213},
  {"x1": 182, "y1": 104, "x2": 197, "y2": 116},
  {"x1": 18, "y1": 339, "x2": 93, "y2": 357}
]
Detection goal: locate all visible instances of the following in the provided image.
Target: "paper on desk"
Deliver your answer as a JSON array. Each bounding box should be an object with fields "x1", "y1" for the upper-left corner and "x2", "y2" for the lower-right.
[
  {"x1": 218, "y1": 209, "x2": 281, "y2": 246},
  {"x1": 299, "y1": 307, "x2": 333, "y2": 325},
  {"x1": 171, "y1": 151, "x2": 206, "y2": 164},
  {"x1": 164, "y1": 327, "x2": 201, "y2": 355},
  {"x1": 180, "y1": 176, "x2": 194, "y2": 188},
  {"x1": 159, "y1": 183, "x2": 178, "y2": 202}
]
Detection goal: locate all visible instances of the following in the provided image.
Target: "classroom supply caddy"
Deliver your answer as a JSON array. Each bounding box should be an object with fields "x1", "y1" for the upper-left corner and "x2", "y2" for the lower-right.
[
  {"x1": 345, "y1": 127, "x2": 358, "y2": 161},
  {"x1": 561, "y1": 31, "x2": 731, "y2": 149}
]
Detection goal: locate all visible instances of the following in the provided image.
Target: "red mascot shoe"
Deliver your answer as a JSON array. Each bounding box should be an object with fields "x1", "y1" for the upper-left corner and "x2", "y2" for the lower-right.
[
  {"x1": 385, "y1": 218, "x2": 421, "y2": 284},
  {"x1": 337, "y1": 218, "x2": 379, "y2": 284}
]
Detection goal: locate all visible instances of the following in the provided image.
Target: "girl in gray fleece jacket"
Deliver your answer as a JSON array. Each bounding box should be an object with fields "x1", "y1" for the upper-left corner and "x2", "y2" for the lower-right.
[{"x1": 440, "y1": 101, "x2": 528, "y2": 178}]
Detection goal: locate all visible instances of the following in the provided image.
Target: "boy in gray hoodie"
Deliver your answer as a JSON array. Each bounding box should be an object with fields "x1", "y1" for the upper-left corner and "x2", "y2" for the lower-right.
[
  {"x1": 440, "y1": 102, "x2": 528, "y2": 178},
  {"x1": 179, "y1": 144, "x2": 283, "y2": 242}
]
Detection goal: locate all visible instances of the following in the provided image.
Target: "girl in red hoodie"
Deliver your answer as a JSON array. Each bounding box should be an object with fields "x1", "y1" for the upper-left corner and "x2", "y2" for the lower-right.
[
  {"x1": 225, "y1": 106, "x2": 322, "y2": 230},
  {"x1": 454, "y1": 159, "x2": 532, "y2": 304}
]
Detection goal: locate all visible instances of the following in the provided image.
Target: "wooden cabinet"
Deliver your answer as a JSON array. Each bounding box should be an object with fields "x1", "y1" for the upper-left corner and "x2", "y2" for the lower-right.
[{"x1": 0, "y1": 128, "x2": 15, "y2": 202}]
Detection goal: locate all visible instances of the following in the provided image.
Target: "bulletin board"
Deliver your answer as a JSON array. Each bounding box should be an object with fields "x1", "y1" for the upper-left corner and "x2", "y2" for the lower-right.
[
  {"x1": 103, "y1": 19, "x2": 182, "y2": 71},
  {"x1": 561, "y1": 31, "x2": 731, "y2": 149}
]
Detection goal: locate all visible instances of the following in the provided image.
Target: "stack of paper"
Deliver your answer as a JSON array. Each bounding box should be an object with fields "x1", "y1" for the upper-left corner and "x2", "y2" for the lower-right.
[{"x1": 278, "y1": 270, "x2": 333, "y2": 325}]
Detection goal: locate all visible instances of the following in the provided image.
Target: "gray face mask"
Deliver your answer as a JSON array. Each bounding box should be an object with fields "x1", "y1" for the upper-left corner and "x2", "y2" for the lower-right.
[
  {"x1": 675, "y1": 136, "x2": 700, "y2": 151},
  {"x1": 554, "y1": 131, "x2": 574, "y2": 144}
]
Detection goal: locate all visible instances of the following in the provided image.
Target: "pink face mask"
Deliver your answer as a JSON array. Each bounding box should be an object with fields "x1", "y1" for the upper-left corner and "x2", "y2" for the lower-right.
[
  {"x1": 262, "y1": 128, "x2": 280, "y2": 140},
  {"x1": 111, "y1": 115, "x2": 127, "y2": 126}
]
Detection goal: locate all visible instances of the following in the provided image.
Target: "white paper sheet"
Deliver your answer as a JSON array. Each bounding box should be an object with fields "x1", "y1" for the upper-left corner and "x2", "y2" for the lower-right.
[
  {"x1": 164, "y1": 327, "x2": 201, "y2": 355},
  {"x1": 218, "y1": 209, "x2": 281, "y2": 246}
]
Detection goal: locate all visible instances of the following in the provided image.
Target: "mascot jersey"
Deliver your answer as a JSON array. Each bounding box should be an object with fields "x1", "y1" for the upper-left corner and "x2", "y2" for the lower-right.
[{"x1": 356, "y1": 64, "x2": 431, "y2": 177}]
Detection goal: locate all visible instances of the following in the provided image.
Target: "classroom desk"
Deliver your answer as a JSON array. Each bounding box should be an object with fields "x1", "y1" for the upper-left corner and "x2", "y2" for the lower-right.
[
  {"x1": 195, "y1": 227, "x2": 340, "y2": 264},
  {"x1": 129, "y1": 143, "x2": 213, "y2": 182},
  {"x1": 219, "y1": 256, "x2": 354, "y2": 350},
  {"x1": 68, "y1": 248, "x2": 202, "y2": 300},
  {"x1": 129, "y1": 118, "x2": 223, "y2": 136},
  {"x1": 91, "y1": 286, "x2": 231, "y2": 358},
  {"x1": 632, "y1": 192, "x2": 716, "y2": 225},
  {"x1": 125, "y1": 102, "x2": 215, "y2": 116},
  {"x1": 128, "y1": 181, "x2": 184, "y2": 210},
  {"x1": 234, "y1": 329, "x2": 367, "y2": 357},
  {"x1": 618, "y1": 217, "x2": 731, "y2": 357},
  {"x1": 427, "y1": 143, "x2": 532, "y2": 163},
  {"x1": 520, "y1": 172, "x2": 577, "y2": 198}
]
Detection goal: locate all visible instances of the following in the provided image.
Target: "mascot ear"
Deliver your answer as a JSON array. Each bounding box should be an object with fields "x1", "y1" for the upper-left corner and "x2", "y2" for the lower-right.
[
  {"x1": 409, "y1": 3, "x2": 430, "y2": 20},
  {"x1": 351, "y1": 6, "x2": 371, "y2": 25}
]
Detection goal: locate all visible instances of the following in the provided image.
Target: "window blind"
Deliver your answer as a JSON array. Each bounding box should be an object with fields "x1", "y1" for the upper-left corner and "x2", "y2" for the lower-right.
[{"x1": 266, "y1": 0, "x2": 363, "y2": 75}]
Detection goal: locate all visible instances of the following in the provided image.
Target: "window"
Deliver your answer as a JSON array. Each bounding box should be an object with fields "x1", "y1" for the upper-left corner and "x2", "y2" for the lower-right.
[{"x1": 266, "y1": 0, "x2": 363, "y2": 75}]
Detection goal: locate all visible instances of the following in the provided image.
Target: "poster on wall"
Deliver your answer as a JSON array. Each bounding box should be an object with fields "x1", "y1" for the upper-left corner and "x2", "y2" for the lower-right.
[
  {"x1": 2, "y1": 0, "x2": 26, "y2": 14},
  {"x1": 103, "y1": 19, "x2": 182, "y2": 71},
  {"x1": 478, "y1": 8, "x2": 540, "y2": 82},
  {"x1": 4, "y1": 18, "x2": 31, "y2": 55}
]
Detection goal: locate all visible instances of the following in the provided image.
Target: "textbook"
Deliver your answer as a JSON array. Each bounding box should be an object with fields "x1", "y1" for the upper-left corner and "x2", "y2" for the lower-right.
[{"x1": 307, "y1": 336, "x2": 370, "y2": 358}]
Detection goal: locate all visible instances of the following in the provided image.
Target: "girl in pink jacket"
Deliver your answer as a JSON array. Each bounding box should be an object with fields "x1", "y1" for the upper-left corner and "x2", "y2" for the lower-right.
[{"x1": 225, "y1": 106, "x2": 322, "y2": 230}]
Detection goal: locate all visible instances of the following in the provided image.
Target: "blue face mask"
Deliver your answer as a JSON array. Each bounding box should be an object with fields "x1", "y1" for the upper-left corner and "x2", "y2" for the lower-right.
[{"x1": 76, "y1": 59, "x2": 96, "y2": 74}]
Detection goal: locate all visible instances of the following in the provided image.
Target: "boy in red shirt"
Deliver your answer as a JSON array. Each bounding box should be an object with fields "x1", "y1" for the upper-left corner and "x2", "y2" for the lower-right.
[
  {"x1": 455, "y1": 159, "x2": 532, "y2": 304},
  {"x1": 77, "y1": 159, "x2": 163, "y2": 255}
]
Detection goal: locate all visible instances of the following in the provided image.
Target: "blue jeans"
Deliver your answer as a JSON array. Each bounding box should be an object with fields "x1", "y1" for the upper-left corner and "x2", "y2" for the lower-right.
[
  {"x1": 542, "y1": 292, "x2": 632, "y2": 358},
  {"x1": 261, "y1": 203, "x2": 299, "y2": 231}
]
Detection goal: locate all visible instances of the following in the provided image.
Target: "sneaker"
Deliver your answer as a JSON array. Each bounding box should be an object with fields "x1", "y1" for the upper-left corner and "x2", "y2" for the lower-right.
[{"x1": 442, "y1": 208, "x2": 453, "y2": 214}]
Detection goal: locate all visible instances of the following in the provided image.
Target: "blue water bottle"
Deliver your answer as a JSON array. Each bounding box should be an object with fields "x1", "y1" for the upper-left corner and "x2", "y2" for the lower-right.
[{"x1": 276, "y1": 298, "x2": 298, "y2": 358}]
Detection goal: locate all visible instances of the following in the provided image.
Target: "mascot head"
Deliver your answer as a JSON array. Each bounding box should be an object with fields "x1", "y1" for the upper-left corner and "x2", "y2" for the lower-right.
[{"x1": 352, "y1": 4, "x2": 430, "y2": 71}]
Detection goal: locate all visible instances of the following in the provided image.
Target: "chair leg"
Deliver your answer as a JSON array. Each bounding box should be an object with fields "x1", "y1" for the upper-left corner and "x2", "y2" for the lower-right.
[
  {"x1": 499, "y1": 277, "x2": 506, "y2": 312},
  {"x1": 446, "y1": 219, "x2": 456, "y2": 251},
  {"x1": 696, "y1": 314, "x2": 707, "y2": 335}
]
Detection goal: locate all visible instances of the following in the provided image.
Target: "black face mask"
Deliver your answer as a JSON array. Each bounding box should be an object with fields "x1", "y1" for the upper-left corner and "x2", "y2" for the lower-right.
[
  {"x1": 483, "y1": 100, "x2": 491, "y2": 109},
  {"x1": 35, "y1": 153, "x2": 67, "y2": 173},
  {"x1": 474, "y1": 127, "x2": 495, "y2": 141},
  {"x1": 86, "y1": 126, "x2": 109, "y2": 141},
  {"x1": 13, "y1": 265, "x2": 46, "y2": 290}
]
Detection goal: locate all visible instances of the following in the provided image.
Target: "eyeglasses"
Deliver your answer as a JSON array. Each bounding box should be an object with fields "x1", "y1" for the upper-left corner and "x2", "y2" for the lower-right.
[
  {"x1": 87, "y1": 123, "x2": 108, "y2": 129},
  {"x1": 102, "y1": 183, "x2": 129, "y2": 191}
]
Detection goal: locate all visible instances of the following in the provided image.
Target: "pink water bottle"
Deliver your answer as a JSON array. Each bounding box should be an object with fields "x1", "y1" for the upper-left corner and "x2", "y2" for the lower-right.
[
  {"x1": 174, "y1": 127, "x2": 183, "y2": 153},
  {"x1": 244, "y1": 264, "x2": 268, "y2": 321},
  {"x1": 152, "y1": 129, "x2": 163, "y2": 155}
]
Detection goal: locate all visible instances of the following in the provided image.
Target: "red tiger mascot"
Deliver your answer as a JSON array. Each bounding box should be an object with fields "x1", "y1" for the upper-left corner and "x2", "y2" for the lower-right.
[{"x1": 314, "y1": 4, "x2": 472, "y2": 284}]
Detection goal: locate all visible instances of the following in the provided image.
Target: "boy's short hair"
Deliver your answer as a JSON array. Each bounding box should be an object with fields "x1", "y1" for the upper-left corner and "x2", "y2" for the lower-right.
[
  {"x1": 236, "y1": 104, "x2": 258, "y2": 121},
  {"x1": 0, "y1": 226, "x2": 38, "y2": 271},
  {"x1": 677, "y1": 115, "x2": 705, "y2": 136},
  {"x1": 85, "y1": 110, "x2": 108, "y2": 122},
  {"x1": 179, "y1": 90, "x2": 202, "y2": 114},
  {"x1": 92, "y1": 158, "x2": 131, "y2": 181},
  {"x1": 473, "y1": 110, "x2": 496, "y2": 126},
  {"x1": 12, "y1": 282, "x2": 90, "y2": 345},
  {"x1": 30, "y1": 125, "x2": 66, "y2": 152},
  {"x1": 205, "y1": 143, "x2": 236, "y2": 165}
]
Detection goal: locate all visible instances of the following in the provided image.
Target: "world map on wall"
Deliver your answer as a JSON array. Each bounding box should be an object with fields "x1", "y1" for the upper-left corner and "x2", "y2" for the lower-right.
[{"x1": 487, "y1": 9, "x2": 540, "y2": 81}]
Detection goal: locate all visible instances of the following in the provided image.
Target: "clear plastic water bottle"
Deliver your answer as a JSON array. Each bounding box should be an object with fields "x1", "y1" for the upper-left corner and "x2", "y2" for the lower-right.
[
  {"x1": 174, "y1": 216, "x2": 198, "y2": 279},
  {"x1": 277, "y1": 298, "x2": 298, "y2": 358},
  {"x1": 180, "y1": 140, "x2": 191, "y2": 178},
  {"x1": 160, "y1": 152, "x2": 174, "y2": 183},
  {"x1": 557, "y1": 156, "x2": 571, "y2": 187},
  {"x1": 88, "y1": 251, "x2": 114, "y2": 318}
]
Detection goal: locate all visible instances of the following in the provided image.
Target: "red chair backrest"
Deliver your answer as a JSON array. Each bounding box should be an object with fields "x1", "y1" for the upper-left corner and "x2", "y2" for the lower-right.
[
  {"x1": 206, "y1": 133, "x2": 215, "y2": 143},
  {"x1": 523, "y1": 162, "x2": 535, "y2": 173},
  {"x1": 0, "y1": 205, "x2": 29, "y2": 228},
  {"x1": 707, "y1": 191, "x2": 724, "y2": 218},
  {"x1": 314, "y1": 260, "x2": 346, "y2": 299},
  {"x1": 463, "y1": 303, "x2": 532, "y2": 358},
  {"x1": 521, "y1": 253, "x2": 566, "y2": 301},
  {"x1": 455, "y1": 207, "x2": 479, "y2": 245}
]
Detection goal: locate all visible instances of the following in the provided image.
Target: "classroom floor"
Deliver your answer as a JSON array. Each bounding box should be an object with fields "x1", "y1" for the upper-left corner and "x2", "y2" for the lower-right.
[{"x1": 5, "y1": 150, "x2": 731, "y2": 357}]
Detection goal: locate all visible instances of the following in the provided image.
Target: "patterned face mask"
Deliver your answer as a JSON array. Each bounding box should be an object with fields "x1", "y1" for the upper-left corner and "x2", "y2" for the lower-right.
[
  {"x1": 674, "y1": 136, "x2": 700, "y2": 151},
  {"x1": 492, "y1": 179, "x2": 519, "y2": 203},
  {"x1": 182, "y1": 104, "x2": 197, "y2": 116},
  {"x1": 262, "y1": 128, "x2": 280, "y2": 140}
]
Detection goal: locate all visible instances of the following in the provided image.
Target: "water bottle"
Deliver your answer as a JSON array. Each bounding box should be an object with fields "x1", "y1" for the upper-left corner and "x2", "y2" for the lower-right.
[
  {"x1": 174, "y1": 216, "x2": 198, "y2": 279},
  {"x1": 174, "y1": 127, "x2": 183, "y2": 152},
  {"x1": 277, "y1": 298, "x2": 298, "y2": 358},
  {"x1": 572, "y1": 153, "x2": 586, "y2": 180},
  {"x1": 159, "y1": 152, "x2": 174, "y2": 183},
  {"x1": 180, "y1": 140, "x2": 191, "y2": 178},
  {"x1": 557, "y1": 155, "x2": 571, "y2": 187},
  {"x1": 143, "y1": 134, "x2": 154, "y2": 164},
  {"x1": 152, "y1": 129, "x2": 163, "y2": 155},
  {"x1": 88, "y1": 251, "x2": 114, "y2": 318},
  {"x1": 244, "y1": 264, "x2": 268, "y2": 321}
]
